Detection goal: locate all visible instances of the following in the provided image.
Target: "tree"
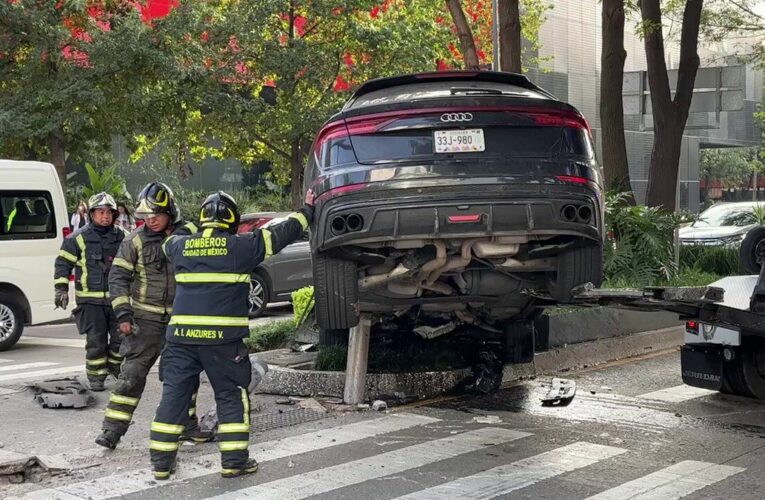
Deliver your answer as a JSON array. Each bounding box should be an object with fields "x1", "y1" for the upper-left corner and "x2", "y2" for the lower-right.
[
  {"x1": 600, "y1": 0, "x2": 633, "y2": 198},
  {"x1": 640, "y1": 0, "x2": 703, "y2": 211},
  {"x1": 0, "y1": 1, "x2": 171, "y2": 188},
  {"x1": 446, "y1": 0, "x2": 481, "y2": 70},
  {"x1": 498, "y1": 0, "x2": 522, "y2": 72},
  {"x1": 700, "y1": 147, "x2": 763, "y2": 188}
]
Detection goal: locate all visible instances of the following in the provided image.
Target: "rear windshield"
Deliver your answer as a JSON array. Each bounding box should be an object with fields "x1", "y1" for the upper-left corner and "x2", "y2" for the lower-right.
[
  {"x1": 0, "y1": 190, "x2": 56, "y2": 240},
  {"x1": 340, "y1": 126, "x2": 593, "y2": 166}
]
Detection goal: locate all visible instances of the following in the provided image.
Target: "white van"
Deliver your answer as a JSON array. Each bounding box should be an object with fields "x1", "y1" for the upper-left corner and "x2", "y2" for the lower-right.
[{"x1": 0, "y1": 160, "x2": 71, "y2": 350}]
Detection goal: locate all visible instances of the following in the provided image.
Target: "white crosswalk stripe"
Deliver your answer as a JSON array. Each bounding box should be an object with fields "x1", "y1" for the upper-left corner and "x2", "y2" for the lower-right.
[
  {"x1": 0, "y1": 357, "x2": 12, "y2": 363},
  {"x1": 0, "y1": 365, "x2": 83, "y2": 383},
  {"x1": 0, "y1": 361, "x2": 58, "y2": 372},
  {"x1": 209, "y1": 427, "x2": 531, "y2": 500},
  {"x1": 637, "y1": 385, "x2": 716, "y2": 403},
  {"x1": 17, "y1": 336, "x2": 85, "y2": 348},
  {"x1": 585, "y1": 460, "x2": 745, "y2": 499},
  {"x1": 23, "y1": 413, "x2": 439, "y2": 500},
  {"x1": 394, "y1": 441, "x2": 627, "y2": 500}
]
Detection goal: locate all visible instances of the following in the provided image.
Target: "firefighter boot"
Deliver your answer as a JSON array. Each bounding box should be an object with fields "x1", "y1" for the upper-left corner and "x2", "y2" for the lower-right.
[
  {"x1": 221, "y1": 459, "x2": 258, "y2": 478},
  {"x1": 95, "y1": 430, "x2": 121, "y2": 450},
  {"x1": 179, "y1": 422, "x2": 215, "y2": 443}
]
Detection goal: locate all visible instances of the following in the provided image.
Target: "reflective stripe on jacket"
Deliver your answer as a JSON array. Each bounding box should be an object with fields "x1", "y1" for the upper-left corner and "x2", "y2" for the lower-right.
[
  {"x1": 54, "y1": 224, "x2": 126, "y2": 306},
  {"x1": 163, "y1": 208, "x2": 310, "y2": 345},
  {"x1": 109, "y1": 221, "x2": 198, "y2": 322}
]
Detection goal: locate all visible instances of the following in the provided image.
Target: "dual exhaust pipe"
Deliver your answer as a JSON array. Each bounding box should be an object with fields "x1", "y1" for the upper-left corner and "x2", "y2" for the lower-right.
[
  {"x1": 561, "y1": 204, "x2": 592, "y2": 224},
  {"x1": 330, "y1": 213, "x2": 364, "y2": 235}
]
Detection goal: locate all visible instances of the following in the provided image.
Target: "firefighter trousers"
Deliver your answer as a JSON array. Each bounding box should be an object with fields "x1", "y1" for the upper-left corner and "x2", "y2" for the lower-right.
[
  {"x1": 73, "y1": 304, "x2": 122, "y2": 383},
  {"x1": 102, "y1": 317, "x2": 200, "y2": 436},
  {"x1": 150, "y1": 341, "x2": 252, "y2": 476}
]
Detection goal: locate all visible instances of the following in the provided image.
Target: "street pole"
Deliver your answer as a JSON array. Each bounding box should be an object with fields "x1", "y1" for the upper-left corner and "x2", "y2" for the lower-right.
[{"x1": 492, "y1": 0, "x2": 500, "y2": 71}]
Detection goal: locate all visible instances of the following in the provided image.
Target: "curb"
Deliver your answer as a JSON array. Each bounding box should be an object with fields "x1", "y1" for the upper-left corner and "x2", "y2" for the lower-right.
[{"x1": 256, "y1": 326, "x2": 685, "y2": 401}]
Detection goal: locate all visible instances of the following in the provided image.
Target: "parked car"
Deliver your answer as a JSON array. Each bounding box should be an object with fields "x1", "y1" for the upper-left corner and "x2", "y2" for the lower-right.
[
  {"x1": 304, "y1": 71, "x2": 605, "y2": 332},
  {"x1": 237, "y1": 212, "x2": 312, "y2": 316},
  {"x1": 680, "y1": 202, "x2": 764, "y2": 247},
  {"x1": 0, "y1": 160, "x2": 72, "y2": 350}
]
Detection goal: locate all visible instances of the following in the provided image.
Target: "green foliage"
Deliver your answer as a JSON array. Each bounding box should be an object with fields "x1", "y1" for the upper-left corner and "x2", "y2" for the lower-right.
[
  {"x1": 82, "y1": 163, "x2": 129, "y2": 200},
  {"x1": 245, "y1": 319, "x2": 295, "y2": 353},
  {"x1": 604, "y1": 192, "x2": 694, "y2": 286},
  {"x1": 754, "y1": 205, "x2": 765, "y2": 225},
  {"x1": 316, "y1": 345, "x2": 348, "y2": 372},
  {"x1": 680, "y1": 245, "x2": 742, "y2": 277},
  {"x1": 291, "y1": 286, "x2": 315, "y2": 328},
  {"x1": 700, "y1": 148, "x2": 763, "y2": 188}
]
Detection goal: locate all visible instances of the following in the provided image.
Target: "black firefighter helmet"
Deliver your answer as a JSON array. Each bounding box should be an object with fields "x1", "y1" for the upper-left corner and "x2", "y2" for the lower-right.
[
  {"x1": 135, "y1": 182, "x2": 180, "y2": 223},
  {"x1": 199, "y1": 191, "x2": 240, "y2": 232}
]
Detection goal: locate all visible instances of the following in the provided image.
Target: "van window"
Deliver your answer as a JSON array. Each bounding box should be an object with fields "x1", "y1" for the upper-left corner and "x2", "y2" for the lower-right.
[{"x1": 0, "y1": 191, "x2": 57, "y2": 240}]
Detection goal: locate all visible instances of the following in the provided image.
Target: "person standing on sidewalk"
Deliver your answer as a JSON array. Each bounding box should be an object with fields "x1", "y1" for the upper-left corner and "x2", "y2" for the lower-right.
[
  {"x1": 95, "y1": 182, "x2": 212, "y2": 450},
  {"x1": 149, "y1": 190, "x2": 313, "y2": 480},
  {"x1": 54, "y1": 193, "x2": 125, "y2": 391}
]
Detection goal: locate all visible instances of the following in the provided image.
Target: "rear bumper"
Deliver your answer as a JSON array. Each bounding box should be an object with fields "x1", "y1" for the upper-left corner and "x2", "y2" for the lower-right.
[{"x1": 314, "y1": 183, "x2": 603, "y2": 251}]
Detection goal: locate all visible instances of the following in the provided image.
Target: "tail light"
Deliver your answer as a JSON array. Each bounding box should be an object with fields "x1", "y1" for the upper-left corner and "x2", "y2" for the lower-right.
[
  {"x1": 315, "y1": 183, "x2": 369, "y2": 203},
  {"x1": 686, "y1": 321, "x2": 699, "y2": 335},
  {"x1": 532, "y1": 112, "x2": 589, "y2": 131},
  {"x1": 62, "y1": 227, "x2": 71, "y2": 238},
  {"x1": 556, "y1": 175, "x2": 590, "y2": 185}
]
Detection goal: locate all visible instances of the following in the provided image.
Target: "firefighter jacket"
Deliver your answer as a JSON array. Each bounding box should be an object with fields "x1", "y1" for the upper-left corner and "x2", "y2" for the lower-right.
[
  {"x1": 109, "y1": 220, "x2": 198, "y2": 323},
  {"x1": 163, "y1": 207, "x2": 312, "y2": 345},
  {"x1": 54, "y1": 224, "x2": 127, "y2": 306}
]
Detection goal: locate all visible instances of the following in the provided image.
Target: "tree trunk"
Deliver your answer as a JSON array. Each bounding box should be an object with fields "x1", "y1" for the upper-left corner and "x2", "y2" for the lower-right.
[
  {"x1": 498, "y1": 0, "x2": 522, "y2": 73},
  {"x1": 290, "y1": 140, "x2": 304, "y2": 210},
  {"x1": 600, "y1": 0, "x2": 633, "y2": 200},
  {"x1": 641, "y1": 0, "x2": 703, "y2": 211},
  {"x1": 48, "y1": 132, "x2": 66, "y2": 190},
  {"x1": 446, "y1": 0, "x2": 481, "y2": 70}
]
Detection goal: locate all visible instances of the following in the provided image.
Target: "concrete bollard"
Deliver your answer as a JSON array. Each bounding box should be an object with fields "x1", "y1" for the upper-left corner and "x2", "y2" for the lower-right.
[{"x1": 343, "y1": 315, "x2": 372, "y2": 405}]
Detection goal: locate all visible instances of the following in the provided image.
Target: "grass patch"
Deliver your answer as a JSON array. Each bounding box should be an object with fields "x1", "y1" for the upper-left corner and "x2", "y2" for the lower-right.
[
  {"x1": 316, "y1": 345, "x2": 348, "y2": 371},
  {"x1": 245, "y1": 319, "x2": 296, "y2": 352}
]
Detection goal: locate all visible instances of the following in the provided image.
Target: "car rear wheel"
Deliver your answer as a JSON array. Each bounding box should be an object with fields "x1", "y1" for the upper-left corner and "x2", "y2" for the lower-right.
[
  {"x1": 313, "y1": 252, "x2": 359, "y2": 329},
  {"x1": 248, "y1": 274, "x2": 270, "y2": 318},
  {"x1": 0, "y1": 294, "x2": 24, "y2": 351},
  {"x1": 547, "y1": 242, "x2": 603, "y2": 302},
  {"x1": 740, "y1": 226, "x2": 765, "y2": 274}
]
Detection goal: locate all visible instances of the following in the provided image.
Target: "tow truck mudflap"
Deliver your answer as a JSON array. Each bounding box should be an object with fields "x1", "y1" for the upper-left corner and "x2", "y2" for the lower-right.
[{"x1": 681, "y1": 345, "x2": 723, "y2": 391}]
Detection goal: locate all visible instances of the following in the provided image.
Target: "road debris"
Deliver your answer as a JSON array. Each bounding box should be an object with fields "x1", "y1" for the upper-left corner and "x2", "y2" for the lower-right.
[
  {"x1": 472, "y1": 415, "x2": 502, "y2": 424},
  {"x1": 27, "y1": 377, "x2": 95, "y2": 409},
  {"x1": 414, "y1": 322, "x2": 456, "y2": 340},
  {"x1": 541, "y1": 378, "x2": 577, "y2": 406},
  {"x1": 372, "y1": 400, "x2": 388, "y2": 412}
]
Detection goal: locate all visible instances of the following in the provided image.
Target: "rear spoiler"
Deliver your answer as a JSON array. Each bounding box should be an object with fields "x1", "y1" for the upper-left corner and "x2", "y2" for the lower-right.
[{"x1": 349, "y1": 71, "x2": 555, "y2": 101}]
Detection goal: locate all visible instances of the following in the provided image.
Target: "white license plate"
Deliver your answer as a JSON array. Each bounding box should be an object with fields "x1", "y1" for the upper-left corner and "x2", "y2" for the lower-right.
[{"x1": 434, "y1": 129, "x2": 485, "y2": 153}]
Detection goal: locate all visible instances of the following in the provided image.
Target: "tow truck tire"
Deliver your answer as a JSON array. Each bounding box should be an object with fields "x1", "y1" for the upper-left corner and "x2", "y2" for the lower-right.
[
  {"x1": 723, "y1": 356, "x2": 753, "y2": 398},
  {"x1": 740, "y1": 226, "x2": 765, "y2": 274},
  {"x1": 740, "y1": 339, "x2": 765, "y2": 399}
]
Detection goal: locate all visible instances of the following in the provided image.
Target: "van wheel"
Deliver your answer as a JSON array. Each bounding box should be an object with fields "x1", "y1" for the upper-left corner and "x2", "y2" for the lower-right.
[
  {"x1": 312, "y1": 252, "x2": 359, "y2": 329},
  {"x1": 547, "y1": 242, "x2": 603, "y2": 302},
  {"x1": 0, "y1": 295, "x2": 24, "y2": 351}
]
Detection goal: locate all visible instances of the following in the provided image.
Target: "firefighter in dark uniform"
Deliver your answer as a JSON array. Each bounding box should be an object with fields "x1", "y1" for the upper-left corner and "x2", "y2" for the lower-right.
[
  {"x1": 95, "y1": 182, "x2": 213, "y2": 449},
  {"x1": 149, "y1": 190, "x2": 313, "y2": 480},
  {"x1": 54, "y1": 192, "x2": 126, "y2": 391}
]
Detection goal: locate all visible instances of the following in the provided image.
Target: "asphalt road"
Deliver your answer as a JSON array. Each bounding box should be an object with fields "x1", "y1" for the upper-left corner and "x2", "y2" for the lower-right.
[{"x1": 4, "y1": 338, "x2": 765, "y2": 499}]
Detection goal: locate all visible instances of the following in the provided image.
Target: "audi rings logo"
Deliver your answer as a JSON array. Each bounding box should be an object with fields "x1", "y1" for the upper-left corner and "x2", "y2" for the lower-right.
[{"x1": 440, "y1": 112, "x2": 473, "y2": 123}]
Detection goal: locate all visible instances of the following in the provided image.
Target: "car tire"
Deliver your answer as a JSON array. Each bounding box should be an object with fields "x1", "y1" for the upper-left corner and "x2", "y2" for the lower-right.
[
  {"x1": 547, "y1": 242, "x2": 603, "y2": 302},
  {"x1": 740, "y1": 226, "x2": 765, "y2": 274},
  {"x1": 722, "y1": 355, "x2": 752, "y2": 397},
  {"x1": 319, "y1": 327, "x2": 349, "y2": 347},
  {"x1": 739, "y1": 338, "x2": 765, "y2": 399},
  {"x1": 0, "y1": 294, "x2": 24, "y2": 351},
  {"x1": 248, "y1": 274, "x2": 270, "y2": 318},
  {"x1": 312, "y1": 252, "x2": 359, "y2": 329}
]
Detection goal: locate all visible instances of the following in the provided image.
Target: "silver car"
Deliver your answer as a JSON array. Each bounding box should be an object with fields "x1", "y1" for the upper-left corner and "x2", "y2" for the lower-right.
[
  {"x1": 680, "y1": 202, "x2": 765, "y2": 246},
  {"x1": 237, "y1": 212, "x2": 313, "y2": 317}
]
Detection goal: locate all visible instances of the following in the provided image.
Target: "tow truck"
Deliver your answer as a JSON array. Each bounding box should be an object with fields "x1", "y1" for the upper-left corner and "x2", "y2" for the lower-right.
[{"x1": 568, "y1": 228, "x2": 765, "y2": 399}]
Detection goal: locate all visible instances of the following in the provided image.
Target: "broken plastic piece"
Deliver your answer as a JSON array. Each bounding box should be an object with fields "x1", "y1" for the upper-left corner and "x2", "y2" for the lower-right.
[
  {"x1": 414, "y1": 322, "x2": 457, "y2": 340},
  {"x1": 28, "y1": 378, "x2": 96, "y2": 409},
  {"x1": 541, "y1": 378, "x2": 577, "y2": 406}
]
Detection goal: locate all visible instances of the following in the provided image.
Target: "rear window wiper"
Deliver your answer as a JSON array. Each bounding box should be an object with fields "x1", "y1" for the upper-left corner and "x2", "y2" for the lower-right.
[{"x1": 450, "y1": 87, "x2": 504, "y2": 95}]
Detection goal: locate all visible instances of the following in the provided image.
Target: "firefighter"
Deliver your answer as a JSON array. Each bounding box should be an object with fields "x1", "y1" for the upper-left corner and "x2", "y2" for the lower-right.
[
  {"x1": 149, "y1": 190, "x2": 314, "y2": 480},
  {"x1": 95, "y1": 182, "x2": 213, "y2": 450},
  {"x1": 54, "y1": 192, "x2": 126, "y2": 391}
]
